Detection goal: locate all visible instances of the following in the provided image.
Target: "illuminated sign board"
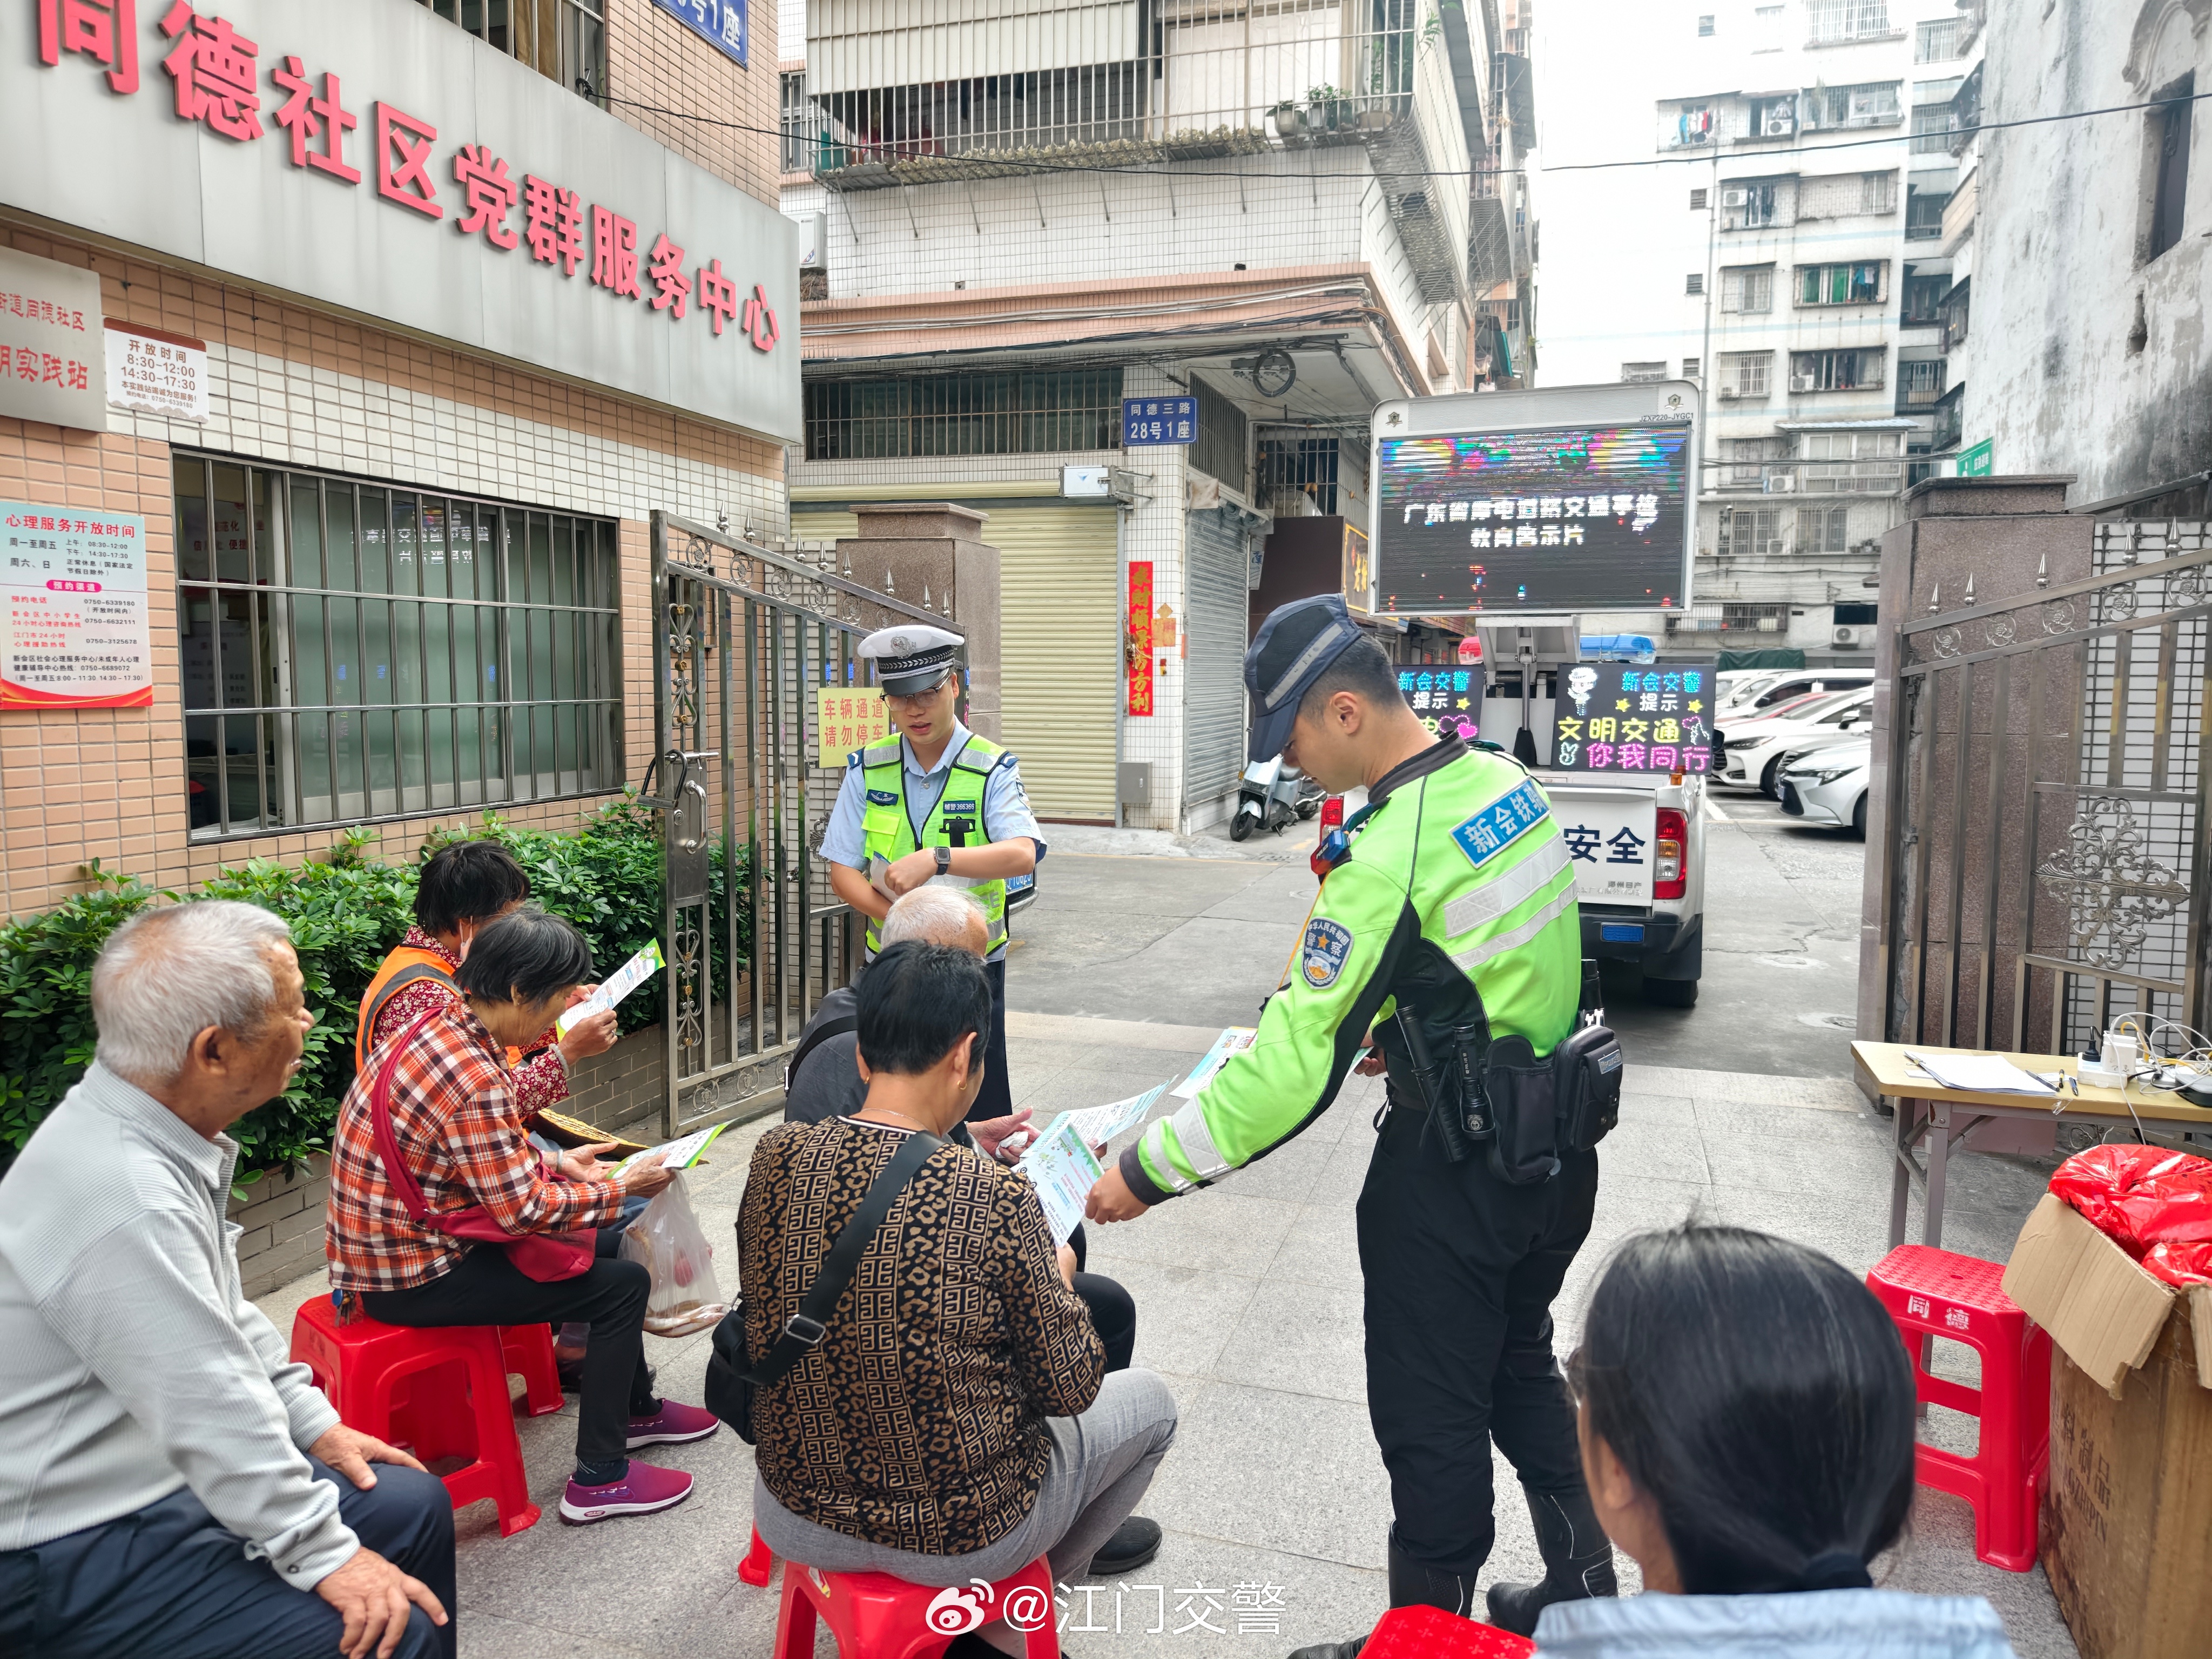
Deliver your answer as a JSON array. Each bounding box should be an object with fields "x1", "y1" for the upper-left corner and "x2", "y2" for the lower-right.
[{"x1": 1551, "y1": 663, "x2": 1714, "y2": 775}]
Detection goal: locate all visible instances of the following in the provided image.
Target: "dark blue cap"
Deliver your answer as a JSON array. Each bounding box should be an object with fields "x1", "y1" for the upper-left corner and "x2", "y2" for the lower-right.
[{"x1": 1243, "y1": 594, "x2": 1362, "y2": 763}]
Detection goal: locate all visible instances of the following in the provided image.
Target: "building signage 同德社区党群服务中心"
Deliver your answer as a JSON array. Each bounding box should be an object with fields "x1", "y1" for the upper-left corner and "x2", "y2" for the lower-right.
[
  {"x1": 2, "y1": 501, "x2": 152, "y2": 711},
  {"x1": 1550, "y1": 663, "x2": 1712, "y2": 777},
  {"x1": 9, "y1": 0, "x2": 799, "y2": 443},
  {"x1": 651, "y1": 0, "x2": 747, "y2": 66},
  {"x1": 1373, "y1": 423, "x2": 1690, "y2": 614},
  {"x1": 1123, "y1": 396, "x2": 1196, "y2": 447}
]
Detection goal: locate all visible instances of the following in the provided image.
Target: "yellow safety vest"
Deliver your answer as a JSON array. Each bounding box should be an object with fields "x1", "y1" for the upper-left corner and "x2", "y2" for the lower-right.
[{"x1": 860, "y1": 733, "x2": 1010, "y2": 956}]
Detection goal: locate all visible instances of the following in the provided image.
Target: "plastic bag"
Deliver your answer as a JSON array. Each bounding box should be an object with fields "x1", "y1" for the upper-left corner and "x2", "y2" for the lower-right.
[
  {"x1": 2046, "y1": 1144, "x2": 2212, "y2": 1257},
  {"x1": 619, "y1": 1174, "x2": 729, "y2": 1337},
  {"x1": 2143, "y1": 1240, "x2": 2212, "y2": 1288}
]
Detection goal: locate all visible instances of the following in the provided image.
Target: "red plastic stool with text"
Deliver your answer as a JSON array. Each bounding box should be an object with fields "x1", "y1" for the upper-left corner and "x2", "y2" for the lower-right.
[
  {"x1": 498, "y1": 1323, "x2": 565, "y2": 1417},
  {"x1": 1361, "y1": 1606, "x2": 1535, "y2": 1659},
  {"x1": 1865, "y1": 1244, "x2": 2051, "y2": 1571},
  {"x1": 770, "y1": 1553, "x2": 1058, "y2": 1659},
  {"x1": 290, "y1": 1296, "x2": 542, "y2": 1536}
]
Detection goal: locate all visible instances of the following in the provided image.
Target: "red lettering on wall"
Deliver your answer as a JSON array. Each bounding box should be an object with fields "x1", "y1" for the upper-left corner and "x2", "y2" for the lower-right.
[
  {"x1": 590, "y1": 207, "x2": 640, "y2": 299},
  {"x1": 375, "y1": 103, "x2": 441, "y2": 219},
  {"x1": 454, "y1": 145, "x2": 521, "y2": 250},
  {"x1": 697, "y1": 258, "x2": 738, "y2": 336},
  {"x1": 37, "y1": 0, "x2": 138, "y2": 96},
  {"x1": 158, "y1": 1, "x2": 262, "y2": 140},
  {"x1": 524, "y1": 176, "x2": 585, "y2": 276},
  {"x1": 645, "y1": 234, "x2": 690, "y2": 319},
  {"x1": 271, "y1": 56, "x2": 361, "y2": 184}
]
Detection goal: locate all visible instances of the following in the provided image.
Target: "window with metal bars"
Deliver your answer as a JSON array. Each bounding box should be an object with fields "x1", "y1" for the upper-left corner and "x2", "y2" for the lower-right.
[
  {"x1": 414, "y1": 0, "x2": 605, "y2": 104},
  {"x1": 803, "y1": 372, "x2": 1125, "y2": 460},
  {"x1": 1796, "y1": 503, "x2": 1850, "y2": 553},
  {"x1": 1190, "y1": 377, "x2": 1249, "y2": 494},
  {"x1": 1257, "y1": 437, "x2": 1340, "y2": 515},
  {"x1": 781, "y1": 71, "x2": 815, "y2": 172},
  {"x1": 172, "y1": 454, "x2": 621, "y2": 838}
]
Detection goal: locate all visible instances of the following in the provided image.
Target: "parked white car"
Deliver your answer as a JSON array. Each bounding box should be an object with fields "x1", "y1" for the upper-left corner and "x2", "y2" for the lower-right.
[
  {"x1": 1720, "y1": 667, "x2": 1876, "y2": 720},
  {"x1": 1717, "y1": 687, "x2": 1873, "y2": 797},
  {"x1": 1777, "y1": 739, "x2": 1873, "y2": 837}
]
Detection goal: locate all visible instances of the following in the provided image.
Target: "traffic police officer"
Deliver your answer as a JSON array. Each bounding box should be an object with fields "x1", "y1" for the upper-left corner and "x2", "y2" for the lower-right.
[
  {"x1": 821, "y1": 624, "x2": 1044, "y2": 1122},
  {"x1": 1085, "y1": 596, "x2": 1616, "y2": 1645}
]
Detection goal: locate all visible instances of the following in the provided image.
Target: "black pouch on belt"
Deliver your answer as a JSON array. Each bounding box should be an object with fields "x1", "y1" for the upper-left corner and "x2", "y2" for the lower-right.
[
  {"x1": 1552, "y1": 1022, "x2": 1626, "y2": 1153},
  {"x1": 1480, "y1": 1033, "x2": 1561, "y2": 1185}
]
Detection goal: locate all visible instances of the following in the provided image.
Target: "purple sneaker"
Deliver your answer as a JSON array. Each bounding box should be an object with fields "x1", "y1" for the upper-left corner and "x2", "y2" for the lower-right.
[
  {"x1": 559, "y1": 1460, "x2": 694, "y2": 1523},
  {"x1": 626, "y1": 1398, "x2": 720, "y2": 1449}
]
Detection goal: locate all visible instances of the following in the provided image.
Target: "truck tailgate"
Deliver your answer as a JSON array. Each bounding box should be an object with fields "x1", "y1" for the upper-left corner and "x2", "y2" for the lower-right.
[{"x1": 1542, "y1": 783, "x2": 1660, "y2": 905}]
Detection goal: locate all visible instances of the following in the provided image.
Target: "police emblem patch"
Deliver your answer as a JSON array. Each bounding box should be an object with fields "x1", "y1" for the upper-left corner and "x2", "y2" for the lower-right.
[
  {"x1": 1302, "y1": 918, "x2": 1355, "y2": 988},
  {"x1": 866, "y1": 788, "x2": 899, "y2": 806},
  {"x1": 1449, "y1": 779, "x2": 1550, "y2": 868}
]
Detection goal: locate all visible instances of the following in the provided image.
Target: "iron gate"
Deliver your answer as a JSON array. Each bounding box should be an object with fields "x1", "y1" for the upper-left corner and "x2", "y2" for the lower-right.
[
  {"x1": 644, "y1": 511, "x2": 960, "y2": 1134},
  {"x1": 1877, "y1": 521, "x2": 2212, "y2": 1057}
]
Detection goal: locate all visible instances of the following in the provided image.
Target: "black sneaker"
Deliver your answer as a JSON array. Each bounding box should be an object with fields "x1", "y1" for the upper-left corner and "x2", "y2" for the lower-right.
[
  {"x1": 1090, "y1": 1515, "x2": 1163, "y2": 1576},
  {"x1": 1286, "y1": 1639, "x2": 1366, "y2": 1659}
]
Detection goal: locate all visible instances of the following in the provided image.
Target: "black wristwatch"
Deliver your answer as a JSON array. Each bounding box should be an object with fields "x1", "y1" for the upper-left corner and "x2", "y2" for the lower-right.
[{"x1": 934, "y1": 845, "x2": 953, "y2": 876}]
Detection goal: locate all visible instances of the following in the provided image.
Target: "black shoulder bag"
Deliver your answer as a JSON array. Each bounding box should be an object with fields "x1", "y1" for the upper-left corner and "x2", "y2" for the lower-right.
[{"x1": 705, "y1": 1128, "x2": 943, "y2": 1445}]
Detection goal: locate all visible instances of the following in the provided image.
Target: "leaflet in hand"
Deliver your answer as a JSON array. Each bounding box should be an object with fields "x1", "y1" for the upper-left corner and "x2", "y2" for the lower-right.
[
  {"x1": 616, "y1": 1122, "x2": 726, "y2": 1175},
  {"x1": 1172, "y1": 1027, "x2": 1258, "y2": 1099},
  {"x1": 1015, "y1": 1114, "x2": 1103, "y2": 1245},
  {"x1": 556, "y1": 940, "x2": 664, "y2": 1037},
  {"x1": 1059, "y1": 1081, "x2": 1170, "y2": 1150}
]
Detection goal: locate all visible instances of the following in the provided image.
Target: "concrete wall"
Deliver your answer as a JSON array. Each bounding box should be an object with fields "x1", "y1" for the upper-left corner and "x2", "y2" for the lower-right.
[{"x1": 1971, "y1": 0, "x2": 2212, "y2": 501}]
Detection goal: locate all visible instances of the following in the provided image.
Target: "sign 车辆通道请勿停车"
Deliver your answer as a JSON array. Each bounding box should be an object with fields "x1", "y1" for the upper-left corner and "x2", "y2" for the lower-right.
[
  {"x1": 1550, "y1": 664, "x2": 1714, "y2": 777},
  {"x1": 1, "y1": 502, "x2": 152, "y2": 711},
  {"x1": 816, "y1": 685, "x2": 891, "y2": 768},
  {"x1": 13, "y1": 0, "x2": 797, "y2": 444}
]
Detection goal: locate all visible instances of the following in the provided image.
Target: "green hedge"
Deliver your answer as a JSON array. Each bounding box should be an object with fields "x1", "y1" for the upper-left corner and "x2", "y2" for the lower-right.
[{"x1": 0, "y1": 798, "x2": 747, "y2": 1183}]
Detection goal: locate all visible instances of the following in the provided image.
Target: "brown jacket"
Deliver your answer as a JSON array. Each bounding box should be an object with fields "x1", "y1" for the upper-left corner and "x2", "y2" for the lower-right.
[{"x1": 738, "y1": 1116, "x2": 1104, "y2": 1555}]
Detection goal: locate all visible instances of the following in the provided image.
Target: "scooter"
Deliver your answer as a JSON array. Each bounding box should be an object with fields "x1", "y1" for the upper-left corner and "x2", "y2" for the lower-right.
[{"x1": 1231, "y1": 757, "x2": 1322, "y2": 840}]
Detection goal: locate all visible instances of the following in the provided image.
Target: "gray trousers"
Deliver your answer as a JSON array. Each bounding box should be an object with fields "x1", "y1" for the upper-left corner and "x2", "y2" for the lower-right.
[{"x1": 753, "y1": 1368, "x2": 1178, "y2": 1586}]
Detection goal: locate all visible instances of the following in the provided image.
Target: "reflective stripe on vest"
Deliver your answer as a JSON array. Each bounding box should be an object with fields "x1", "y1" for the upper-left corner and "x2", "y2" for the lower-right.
[{"x1": 860, "y1": 734, "x2": 1010, "y2": 956}]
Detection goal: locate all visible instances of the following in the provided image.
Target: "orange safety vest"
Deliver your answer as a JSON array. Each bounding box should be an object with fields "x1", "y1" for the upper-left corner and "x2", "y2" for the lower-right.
[{"x1": 354, "y1": 945, "x2": 524, "y2": 1074}]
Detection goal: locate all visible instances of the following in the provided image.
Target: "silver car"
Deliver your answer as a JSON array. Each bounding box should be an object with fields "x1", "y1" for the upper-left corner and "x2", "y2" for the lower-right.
[{"x1": 1777, "y1": 739, "x2": 1872, "y2": 837}]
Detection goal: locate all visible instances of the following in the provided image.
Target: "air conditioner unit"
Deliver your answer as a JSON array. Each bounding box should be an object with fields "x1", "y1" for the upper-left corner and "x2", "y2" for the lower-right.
[
  {"x1": 1762, "y1": 109, "x2": 1795, "y2": 137},
  {"x1": 1763, "y1": 474, "x2": 1798, "y2": 493},
  {"x1": 1720, "y1": 188, "x2": 1750, "y2": 208},
  {"x1": 1790, "y1": 373, "x2": 1817, "y2": 392},
  {"x1": 1717, "y1": 387, "x2": 1739, "y2": 399}
]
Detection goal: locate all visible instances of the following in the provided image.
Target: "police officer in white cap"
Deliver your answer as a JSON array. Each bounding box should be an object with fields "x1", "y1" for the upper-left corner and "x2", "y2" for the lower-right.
[{"x1": 821, "y1": 624, "x2": 1045, "y2": 1123}]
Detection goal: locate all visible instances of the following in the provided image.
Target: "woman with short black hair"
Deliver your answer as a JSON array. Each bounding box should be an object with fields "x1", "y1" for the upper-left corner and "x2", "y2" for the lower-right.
[
  {"x1": 1532, "y1": 1225, "x2": 2018, "y2": 1657},
  {"x1": 329, "y1": 909, "x2": 722, "y2": 1525}
]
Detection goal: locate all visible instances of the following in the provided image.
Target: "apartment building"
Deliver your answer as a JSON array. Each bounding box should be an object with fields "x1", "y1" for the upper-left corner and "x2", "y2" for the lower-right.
[
  {"x1": 1, "y1": 0, "x2": 797, "y2": 915},
  {"x1": 775, "y1": 0, "x2": 1518, "y2": 832},
  {"x1": 1534, "y1": 0, "x2": 1978, "y2": 658}
]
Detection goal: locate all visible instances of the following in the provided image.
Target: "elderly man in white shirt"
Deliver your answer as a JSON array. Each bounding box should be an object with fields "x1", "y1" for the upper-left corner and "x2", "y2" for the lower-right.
[{"x1": 0, "y1": 901, "x2": 454, "y2": 1659}]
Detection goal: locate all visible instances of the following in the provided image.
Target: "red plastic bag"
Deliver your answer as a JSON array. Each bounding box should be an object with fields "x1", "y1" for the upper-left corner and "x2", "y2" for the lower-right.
[
  {"x1": 2143, "y1": 1240, "x2": 2212, "y2": 1288},
  {"x1": 2046, "y1": 1144, "x2": 2212, "y2": 1256}
]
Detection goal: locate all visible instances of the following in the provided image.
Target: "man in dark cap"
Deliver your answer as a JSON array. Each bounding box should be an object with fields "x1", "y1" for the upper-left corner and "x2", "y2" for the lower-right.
[
  {"x1": 1085, "y1": 595, "x2": 1617, "y2": 1647},
  {"x1": 820, "y1": 623, "x2": 1043, "y2": 1122}
]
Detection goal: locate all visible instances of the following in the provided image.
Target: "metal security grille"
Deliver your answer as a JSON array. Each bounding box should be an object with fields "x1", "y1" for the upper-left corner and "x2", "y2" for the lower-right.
[
  {"x1": 414, "y1": 0, "x2": 606, "y2": 103},
  {"x1": 1877, "y1": 521, "x2": 2212, "y2": 1064},
  {"x1": 1190, "y1": 377, "x2": 1249, "y2": 494},
  {"x1": 1183, "y1": 506, "x2": 1252, "y2": 808},
  {"x1": 173, "y1": 454, "x2": 619, "y2": 838},
  {"x1": 804, "y1": 370, "x2": 1124, "y2": 460},
  {"x1": 1258, "y1": 435, "x2": 1340, "y2": 514}
]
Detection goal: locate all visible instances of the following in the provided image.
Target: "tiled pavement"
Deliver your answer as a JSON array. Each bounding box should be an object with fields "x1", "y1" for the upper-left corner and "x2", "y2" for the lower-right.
[{"x1": 253, "y1": 1020, "x2": 2080, "y2": 1659}]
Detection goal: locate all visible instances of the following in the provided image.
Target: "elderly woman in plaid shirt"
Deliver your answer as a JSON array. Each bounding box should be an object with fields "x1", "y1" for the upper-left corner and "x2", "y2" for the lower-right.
[{"x1": 329, "y1": 909, "x2": 719, "y2": 1525}]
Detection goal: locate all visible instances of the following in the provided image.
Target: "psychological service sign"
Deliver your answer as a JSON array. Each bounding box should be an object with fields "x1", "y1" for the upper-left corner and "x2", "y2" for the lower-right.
[
  {"x1": 651, "y1": 0, "x2": 747, "y2": 66},
  {"x1": 1123, "y1": 396, "x2": 1196, "y2": 446},
  {"x1": 2, "y1": 500, "x2": 152, "y2": 710},
  {"x1": 1551, "y1": 663, "x2": 1714, "y2": 776},
  {"x1": 8, "y1": 0, "x2": 798, "y2": 442}
]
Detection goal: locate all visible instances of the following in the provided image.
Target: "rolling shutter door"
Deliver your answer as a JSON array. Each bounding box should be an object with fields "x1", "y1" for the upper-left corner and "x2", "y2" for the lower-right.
[
  {"x1": 1183, "y1": 507, "x2": 1249, "y2": 809},
  {"x1": 792, "y1": 504, "x2": 1120, "y2": 822}
]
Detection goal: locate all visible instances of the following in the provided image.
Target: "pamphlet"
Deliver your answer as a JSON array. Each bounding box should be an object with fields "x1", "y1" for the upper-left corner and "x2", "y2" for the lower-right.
[
  {"x1": 1900, "y1": 1051, "x2": 2059, "y2": 1096},
  {"x1": 556, "y1": 940, "x2": 664, "y2": 1037},
  {"x1": 616, "y1": 1122, "x2": 726, "y2": 1176},
  {"x1": 1060, "y1": 1081, "x2": 1171, "y2": 1150},
  {"x1": 1015, "y1": 1114, "x2": 1103, "y2": 1245},
  {"x1": 1172, "y1": 1027, "x2": 1258, "y2": 1099}
]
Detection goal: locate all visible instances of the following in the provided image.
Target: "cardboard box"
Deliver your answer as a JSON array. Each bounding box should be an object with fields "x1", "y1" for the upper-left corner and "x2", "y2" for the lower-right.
[{"x1": 2002, "y1": 1193, "x2": 2212, "y2": 1659}]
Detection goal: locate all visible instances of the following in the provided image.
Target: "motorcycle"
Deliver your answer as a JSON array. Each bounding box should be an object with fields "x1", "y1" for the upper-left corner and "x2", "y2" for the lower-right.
[{"x1": 1231, "y1": 757, "x2": 1323, "y2": 840}]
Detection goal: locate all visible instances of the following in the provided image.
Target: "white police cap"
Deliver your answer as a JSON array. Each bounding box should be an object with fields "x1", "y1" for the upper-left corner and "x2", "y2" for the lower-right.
[{"x1": 858, "y1": 624, "x2": 964, "y2": 696}]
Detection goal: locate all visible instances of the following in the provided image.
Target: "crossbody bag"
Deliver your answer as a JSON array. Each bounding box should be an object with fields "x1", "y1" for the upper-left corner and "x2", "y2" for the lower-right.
[{"x1": 705, "y1": 1127, "x2": 945, "y2": 1445}]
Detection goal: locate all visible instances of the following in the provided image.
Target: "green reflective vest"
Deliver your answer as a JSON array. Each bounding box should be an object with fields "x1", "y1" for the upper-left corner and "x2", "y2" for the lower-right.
[
  {"x1": 1132, "y1": 743, "x2": 1582, "y2": 1198},
  {"x1": 859, "y1": 733, "x2": 1011, "y2": 957}
]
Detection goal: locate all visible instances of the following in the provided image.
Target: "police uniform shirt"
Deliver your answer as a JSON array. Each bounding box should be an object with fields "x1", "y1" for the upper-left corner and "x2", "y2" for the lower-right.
[{"x1": 820, "y1": 717, "x2": 1047, "y2": 964}]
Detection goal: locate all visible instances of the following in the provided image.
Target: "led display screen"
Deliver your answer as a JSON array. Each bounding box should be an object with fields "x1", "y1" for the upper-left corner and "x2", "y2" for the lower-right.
[
  {"x1": 1373, "y1": 422, "x2": 1691, "y2": 613},
  {"x1": 1552, "y1": 663, "x2": 1716, "y2": 775}
]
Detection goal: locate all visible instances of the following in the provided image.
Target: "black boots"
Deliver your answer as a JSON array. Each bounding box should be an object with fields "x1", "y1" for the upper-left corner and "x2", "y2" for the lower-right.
[
  {"x1": 1483, "y1": 1486, "x2": 1619, "y2": 1637},
  {"x1": 1284, "y1": 1535, "x2": 1480, "y2": 1659}
]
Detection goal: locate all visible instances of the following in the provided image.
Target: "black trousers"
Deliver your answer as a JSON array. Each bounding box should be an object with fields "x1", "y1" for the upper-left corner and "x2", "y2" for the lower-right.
[
  {"x1": 1356, "y1": 1098, "x2": 1600, "y2": 1577},
  {"x1": 969, "y1": 955, "x2": 1014, "y2": 1123},
  {"x1": 366, "y1": 1249, "x2": 659, "y2": 1469},
  {"x1": 1065, "y1": 1223, "x2": 1137, "y2": 1374},
  {"x1": 0, "y1": 1459, "x2": 455, "y2": 1659}
]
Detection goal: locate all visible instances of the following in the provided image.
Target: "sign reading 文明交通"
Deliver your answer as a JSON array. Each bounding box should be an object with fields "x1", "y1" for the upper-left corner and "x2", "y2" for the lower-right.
[
  {"x1": 1123, "y1": 396, "x2": 1196, "y2": 447},
  {"x1": 1551, "y1": 663, "x2": 1713, "y2": 775},
  {"x1": 1126, "y1": 561, "x2": 1154, "y2": 715},
  {"x1": 815, "y1": 684, "x2": 891, "y2": 769},
  {"x1": 2, "y1": 500, "x2": 152, "y2": 710},
  {"x1": 0, "y1": 247, "x2": 106, "y2": 433},
  {"x1": 1397, "y1": 666, "x2": 1481, "y2": 744},
  {"x1": 651, "y1": 0, "x2": 747, "y2": 65},
  {"x1": 12, "y1": 0, "x2": 798, "y2": 443}
]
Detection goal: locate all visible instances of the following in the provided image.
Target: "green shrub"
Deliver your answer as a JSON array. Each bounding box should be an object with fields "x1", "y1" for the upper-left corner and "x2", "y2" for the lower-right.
[{"x1": 0, "y1": 799, "x2": 739, "y2": 1184}]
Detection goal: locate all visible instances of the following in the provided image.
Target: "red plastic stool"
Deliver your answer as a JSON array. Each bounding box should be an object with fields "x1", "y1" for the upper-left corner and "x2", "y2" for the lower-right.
[
  {"x1": 1865, "y1": 1245, "x2": 2051, "y2": 1571},
  {"x1": 771, "y1": 1553, "x2": 1058, "y2": 1659},
  {"x1": 498, "y1": 1323, "x2": 565, "y2": 1417},
  {"x1": 740, "y1": 1525, "x2": 776, "y2": 1587},
  {"x1": 1361, "y1": 1606, "x2": 1535, "y2": 1659},
  {"x1": 291, "y1": 1297, "x2": 542, "y2": 1536}
]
